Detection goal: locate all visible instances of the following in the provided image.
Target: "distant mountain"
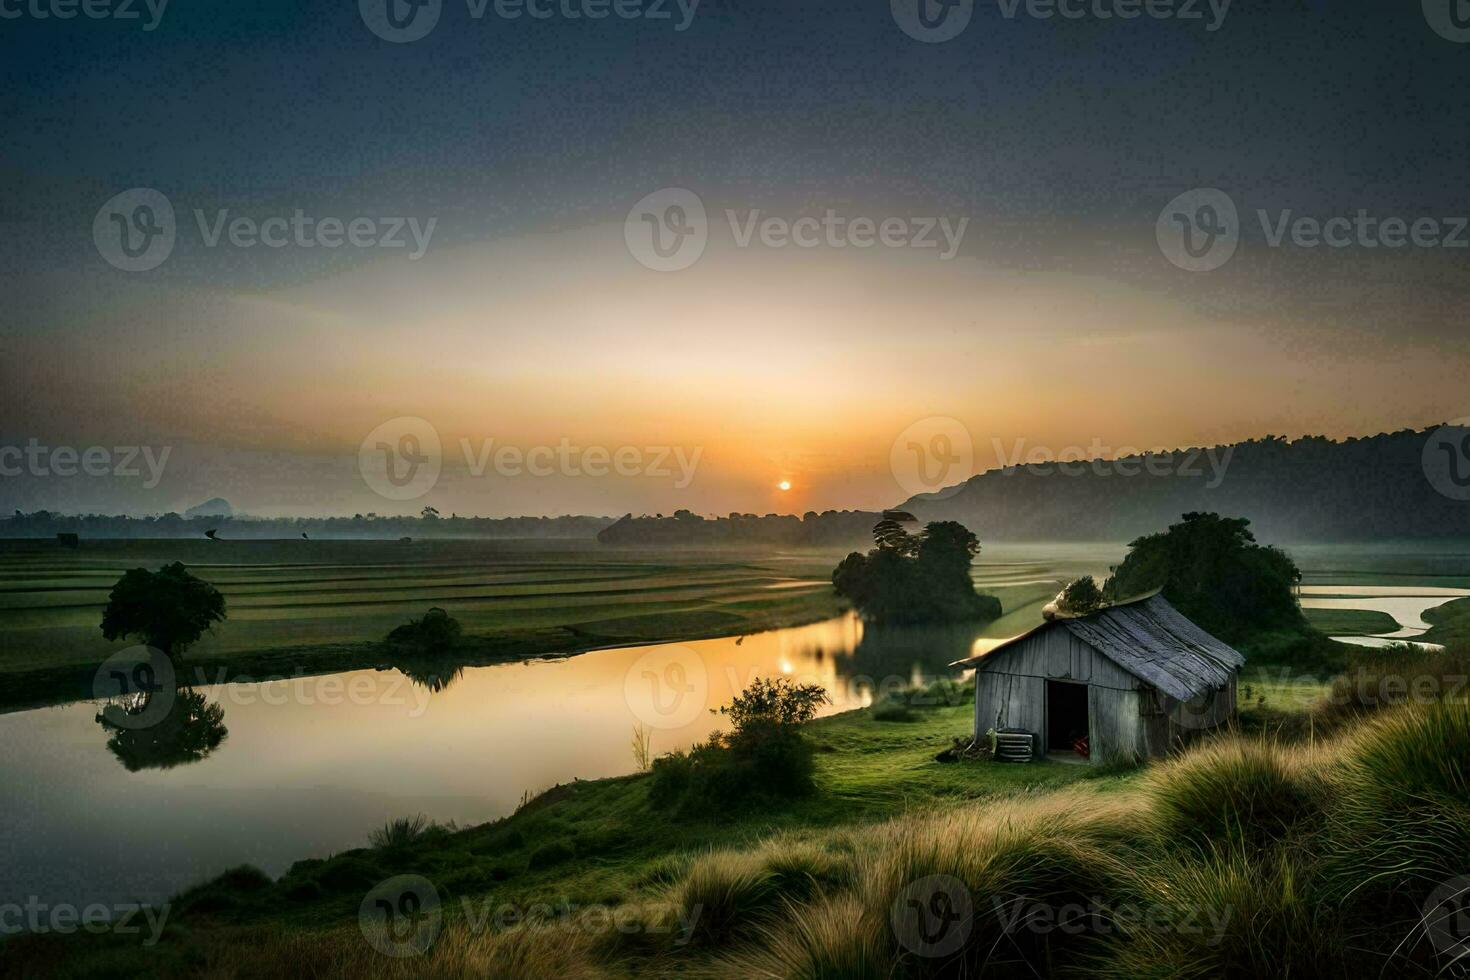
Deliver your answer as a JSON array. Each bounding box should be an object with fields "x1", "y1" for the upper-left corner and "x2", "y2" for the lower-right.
[
  {"x1": 901, "y1": 427, "x2": 1470, "y2": 542},
  {"x1": 184, "y1": 497, "x2": 234, "y2": 519}
]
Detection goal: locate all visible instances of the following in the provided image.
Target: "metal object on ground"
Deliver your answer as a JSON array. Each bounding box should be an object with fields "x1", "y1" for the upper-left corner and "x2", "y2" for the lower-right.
[{"x1": 994, "y1": 728, "x2": 1034, "y2": 763}]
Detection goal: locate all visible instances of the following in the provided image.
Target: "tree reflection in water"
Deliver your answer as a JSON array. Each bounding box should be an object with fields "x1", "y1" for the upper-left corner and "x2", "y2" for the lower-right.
[
  {"x1": 96, "y1": 688, "x2": 228, "y2": 772},
  {"x1": 828, "y1": 622, "x2": 980, "y2": 705}
]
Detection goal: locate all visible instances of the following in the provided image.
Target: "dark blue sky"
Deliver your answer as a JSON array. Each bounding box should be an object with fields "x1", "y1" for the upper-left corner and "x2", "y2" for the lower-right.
[
  {"x1": 0, "y1": 0, "x2": 1466, "y2": 516},
  {"x1": 3, "y1": 2, "x2": 1464, "y2": 230}
]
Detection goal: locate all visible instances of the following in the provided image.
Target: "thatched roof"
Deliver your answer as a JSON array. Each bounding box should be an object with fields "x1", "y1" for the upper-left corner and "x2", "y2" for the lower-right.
[{"x1": 953, "y1": 593, "x2": 1244, "y2": 702}]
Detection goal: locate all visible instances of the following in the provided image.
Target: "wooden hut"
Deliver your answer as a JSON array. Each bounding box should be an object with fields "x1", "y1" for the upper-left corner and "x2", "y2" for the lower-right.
[{"x1": 953, "y1": 593, "x2": 1243, "y2": 763}]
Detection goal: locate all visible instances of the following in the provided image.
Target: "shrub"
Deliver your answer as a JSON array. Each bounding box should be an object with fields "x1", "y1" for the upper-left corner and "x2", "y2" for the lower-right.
[
  {"x1": 174, "y1": 865, "x2": 274, "y2": 916},
  {"x1": 386, "y1": 606, "x2": 461, "y2": 652},
  {"x1": 529, "y1": 840, "x2": 576, "y2": 870},
  {"x1": 648, "y1": 747, "x2": 694, "y2": 810},
  {"x1": 1146, "y1": 738, "x2": 1325, "y2": 851},
  {"x1": 314, "y1": 855, "x2": 385, "y2": 893},
  {"x1": 1057, "y1": 575, "x2": 1104, "y2": 616},
  {"x1": 369, "y1": 813, "x2": 432, "y2": 850},
  {"x1": 870, "y1": 696, "x2": 917, "y2": 723},
  {"x1": 650, "y1": 680, "x2": 826, "y2": 816}
]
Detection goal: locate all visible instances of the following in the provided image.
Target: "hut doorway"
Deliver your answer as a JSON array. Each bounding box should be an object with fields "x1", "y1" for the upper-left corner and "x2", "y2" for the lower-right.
[{"x1": 1046, "y1": 680, "x2": 1090, "y2": 757}]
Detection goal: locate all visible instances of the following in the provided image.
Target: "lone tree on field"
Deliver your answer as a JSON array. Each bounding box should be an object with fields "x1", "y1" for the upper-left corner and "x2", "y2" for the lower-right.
[{"x1": 100, "y1": 562, "x2": 227, "y2": 657}]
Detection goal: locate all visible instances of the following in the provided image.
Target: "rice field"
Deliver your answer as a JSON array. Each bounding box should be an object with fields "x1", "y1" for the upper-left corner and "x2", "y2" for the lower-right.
[
  {"x1": 0, "y1": 538, "x2": 1103, "y2": 689},
  {"x1": 0, "y1": 539, "x2": 859, "y2": 678}
]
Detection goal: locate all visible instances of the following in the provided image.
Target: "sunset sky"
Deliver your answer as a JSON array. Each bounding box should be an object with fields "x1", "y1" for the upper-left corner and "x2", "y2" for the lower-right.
[{"x1": 2, "y1": 2, "x2": 1466, "y2": 517}]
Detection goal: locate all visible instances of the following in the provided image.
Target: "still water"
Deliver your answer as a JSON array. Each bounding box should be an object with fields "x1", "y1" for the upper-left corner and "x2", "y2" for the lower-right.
[
  {"x1": 1298, "y1": 584, "x2": 1469, "y2": 651},
  {"x1": 0, "y1": 615, "x2": 992, "y2": 910}
]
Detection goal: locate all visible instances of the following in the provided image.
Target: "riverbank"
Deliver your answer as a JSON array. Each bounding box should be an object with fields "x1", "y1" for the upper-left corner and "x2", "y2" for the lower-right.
[{"x1": 12, "y1": 650, "x2": 1467, "y2": 979}]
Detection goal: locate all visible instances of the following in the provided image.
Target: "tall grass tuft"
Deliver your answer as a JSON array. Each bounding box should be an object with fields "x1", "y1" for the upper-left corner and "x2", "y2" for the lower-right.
[
  {"x1": 712, "y1": 894, "x2": 892, "y2": 980},
  {"x1": 1145, "y1": 737, "x2": 1325, "y2": 851},
  {"x1": 871, "y1": 797, "x2": 1138, "y2": 976},
  {"x1": 368, "y1": 813, "x2": 432, "y2": 850},
  {"x1": 671, "y1": 851, "x2": 783, "y2": 946},
  {"x1": 1090, "y1": 843, "x2": 1343, "y2": 978},
  {"x1": 1319, "y1": 699, "x2": 1470, "y2": 972}
]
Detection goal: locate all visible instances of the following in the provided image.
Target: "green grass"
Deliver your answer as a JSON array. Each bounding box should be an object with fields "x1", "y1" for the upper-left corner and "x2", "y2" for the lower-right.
[
  {"x1": 0, "y1": 539, "x2": 850, "y2": 708},
  {"x1": 1301, "y1": 606, "x2": 1401, "y2": 636},
  {"x1": 1420, "y1": 595, "x2": 1470, "y2": 645},
  {"x1": 15, "y1": 542, "x2": 1470, "y2": 976},
  {"x1": 17, "y1": 647, "x2": 1470, "y2": 979},
  {"x1": 8, "y1": 695, "x2": 1120, "y2": 976}
]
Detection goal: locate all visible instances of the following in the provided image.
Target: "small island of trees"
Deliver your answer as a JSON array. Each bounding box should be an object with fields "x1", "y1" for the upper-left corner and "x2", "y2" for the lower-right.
[{"x1": 831, "y1": 518, "x2": 1002, "y2": 625}]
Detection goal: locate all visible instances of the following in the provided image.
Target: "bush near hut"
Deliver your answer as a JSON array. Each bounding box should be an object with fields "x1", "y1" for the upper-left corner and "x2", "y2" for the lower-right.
[{"x1": 650, "y1": 679, "x2": 828, "y2": 817}]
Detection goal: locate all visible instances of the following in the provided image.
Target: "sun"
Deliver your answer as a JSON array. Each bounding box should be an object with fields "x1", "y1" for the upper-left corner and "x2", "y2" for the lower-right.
[{"x1": 778, "y1": 480, "x2": 792, "y2": 491}]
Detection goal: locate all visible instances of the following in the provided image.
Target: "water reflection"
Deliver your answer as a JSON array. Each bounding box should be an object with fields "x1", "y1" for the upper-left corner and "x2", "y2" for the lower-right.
[
  {"x1": 389, "y1": 655, "x2": 466, "y2": 694},
  {"x1": 830, "y1": 621, "x2": 980, "y2": 697},
  {"x1": 97, "y1": 688, "x2": 229, "y2": 772},
  {"x1": 4, "y1": 613, "x2": 995, "y2": 910}
]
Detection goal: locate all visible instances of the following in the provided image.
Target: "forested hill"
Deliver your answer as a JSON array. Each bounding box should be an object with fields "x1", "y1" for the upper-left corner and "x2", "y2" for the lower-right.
[{"x1": 903, "y1": 427, "x2": 1470, "y2": 542}]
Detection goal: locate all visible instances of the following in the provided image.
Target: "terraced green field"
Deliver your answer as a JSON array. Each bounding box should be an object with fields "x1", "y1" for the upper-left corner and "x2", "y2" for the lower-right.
[
  {"x1": 0, "y1": 537, "x2": 1083, "y2": 705},
  {"x1": 0, "y1": 539, "x2": 850, "y2": 679}
]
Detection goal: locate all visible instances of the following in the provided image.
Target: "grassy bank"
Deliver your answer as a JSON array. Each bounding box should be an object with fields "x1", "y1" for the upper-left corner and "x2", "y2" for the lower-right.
[
  {"x1": 15, "y1": 642, "x2": 1468, "y2": 978},
  {"x1": 3, "y1": 691, "x2": 1122, "y2": 977},
  {"x1": 1301, "y1": 605, "x2": 1401, "y2": 636},
  {"x1": 1422, "y1": 595, "x2": 1470, "y2": 646}
]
